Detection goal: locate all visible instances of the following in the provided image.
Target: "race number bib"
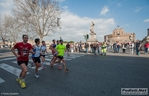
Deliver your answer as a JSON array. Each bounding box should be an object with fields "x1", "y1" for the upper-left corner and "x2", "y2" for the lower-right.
[
  {"x1": 21, "y1": 49, "x2": 29, "y2": 56},
  {"x1": 42, "y1": 50, "x2": 45, "y2": 54}
]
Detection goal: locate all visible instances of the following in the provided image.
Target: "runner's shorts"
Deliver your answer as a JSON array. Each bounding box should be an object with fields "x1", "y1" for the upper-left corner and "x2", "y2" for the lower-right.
[
  {"x1": 18, "y1": 61, "x2": 28, "y2": 66},
  {"x1": 57, "y1": 56, "x2": 64, "y2": 60},
  {"x1": 34, "y1": 57, "x2": 41, "y2": 63}
]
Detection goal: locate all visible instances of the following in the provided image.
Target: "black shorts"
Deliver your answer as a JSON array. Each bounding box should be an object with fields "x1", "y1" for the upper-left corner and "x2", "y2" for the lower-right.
[
  {"x1": 34, "y1": 57, "x2": 41, "y2": 63},
  {"x1": 57, "y1": 56, "x2": 64, "y2": 60},
  {"x1": 18, "y1": 61, "x2": 28, "y2": 66},
  {"x1": 40, "y1": 55, "x2": 45, "y2": 57}
]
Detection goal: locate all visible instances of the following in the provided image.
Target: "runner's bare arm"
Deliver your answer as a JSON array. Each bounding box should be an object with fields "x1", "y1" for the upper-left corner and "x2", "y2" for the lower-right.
[
  {"x1": 29, "y1": 48, "x2": 33, "y2": 53},
  {"x1": 50, "y1": 44, "x2": 56, "y2": 52},
  {"x1": 31, "y1": 45, "x2": 36, "y2": 54},
  {"x1": 49, "y1": 44, "x2": 52, "y2": 50},
  {"x1": 46, "y1": 48, "x2": 48, "y2": 54}
]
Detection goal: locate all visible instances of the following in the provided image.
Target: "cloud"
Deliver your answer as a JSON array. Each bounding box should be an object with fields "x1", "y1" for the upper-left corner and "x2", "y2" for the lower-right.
[
  {"x1": 0, "y1": 0, "x2": 115, "y2": 42},
  {"x1": 0, "y1": 0, "x2": 14, "y2": 16},
  {"x1": 61, "y1": 6, "x2": 69, "y2": 11},
  {"x1": 135, "y1": 7, "x2": 143, "y2": 12},
  {"x1": 45, "y1": 10, "x2": 115, "y2": 42},
  {"x1": 55, "y1": 0, "x2": 65, "y2": 3},
  {"x1": 117, "y1": 3, "x2": 121, "y2": 7},
  {"x1": 124, "y1": 24, "x2": 129, "y2": 26},
  {"x1": 100, "y1": 6, "x2": 109, "y2": 16},
  {"x1": 143, "y1": 18, "x2": 149, "y2": 22}
]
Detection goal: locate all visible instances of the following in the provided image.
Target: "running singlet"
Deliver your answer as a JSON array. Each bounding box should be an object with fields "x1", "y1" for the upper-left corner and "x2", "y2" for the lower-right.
[
  {"x1": 41, "y1": 46, "x2": 46, "y2": 55},
  {"x1": 14, "y1": 42, "x2": 32, "y2": 61},
  {"x1": 34, "y1": 45, "x2": 41, "y2": 57},
  {"x1": 52, "y1": 44, "x2": 56, "y2": 55},
  {"x1": 56, "y1": 45, "x2": 66, "y2": 56}
]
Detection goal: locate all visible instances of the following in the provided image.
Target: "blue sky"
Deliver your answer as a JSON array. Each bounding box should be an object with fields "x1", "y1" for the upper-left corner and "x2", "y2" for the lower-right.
[
  {"x1": 58, "y1": 0, "x2": 149, "y2": 41},
  {"x1": 0, "y1": 0, "x2": 149, "y2": 42}
]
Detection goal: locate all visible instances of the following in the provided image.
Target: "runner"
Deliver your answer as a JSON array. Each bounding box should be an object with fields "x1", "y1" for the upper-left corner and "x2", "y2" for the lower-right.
[
  {"x1": 11, "y1": 34, "x2": 32, "y2": 88},
  {"x1": 40, "y1": 41, "x2": 48, "y2": 69},
  {"x1": 50, "y1": 39, "x2": 69, "y2": 72},
  {"x1": 49, "y1": 39, "x2": 57, "y2": 62},
  {"x1": 49, "y1": 40, "x2": 61, "y2": 69},
  {"x1": 33, "y1": 38, "x2": 42, "y2": 78},
  {"x1": 56, "y1": 40, "x2": 61, "y2": 69}
]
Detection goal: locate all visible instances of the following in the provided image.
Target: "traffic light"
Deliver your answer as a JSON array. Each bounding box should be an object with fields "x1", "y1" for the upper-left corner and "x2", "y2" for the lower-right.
[{"x1": 87, "y1": 34, "x2": 89, "y2": 39}]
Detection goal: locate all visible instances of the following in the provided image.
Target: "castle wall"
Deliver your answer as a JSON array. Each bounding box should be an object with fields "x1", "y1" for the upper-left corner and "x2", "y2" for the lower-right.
[{"x1": 104, "y1": 28, "x2": 135, "y2": 44}]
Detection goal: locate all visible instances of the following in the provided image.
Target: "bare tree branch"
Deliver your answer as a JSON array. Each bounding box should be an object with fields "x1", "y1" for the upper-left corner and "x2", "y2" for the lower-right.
[{"x1": 13, "y1": 0, "x2": 61, "y2": 41}]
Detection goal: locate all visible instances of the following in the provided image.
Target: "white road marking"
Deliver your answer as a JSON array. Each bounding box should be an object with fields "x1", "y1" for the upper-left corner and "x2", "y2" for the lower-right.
[
  {"x1": 0, "y1": 78, "x2": 5, "y2": 84},
  {"x1": 0, "y1": 57, "x2": 16, "y2": 61},
  {"x1": 0, "y1": 63, "x2": 30, "y2": 76}
]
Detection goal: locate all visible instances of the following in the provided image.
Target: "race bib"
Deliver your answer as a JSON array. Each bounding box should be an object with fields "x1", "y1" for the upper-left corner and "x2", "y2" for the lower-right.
[
  {"x1": 42, "y1": 50, "x2": 45, "y2": 54},
  {"x1": 21, "y1": 49, "x2": 29, "y2": 56}
]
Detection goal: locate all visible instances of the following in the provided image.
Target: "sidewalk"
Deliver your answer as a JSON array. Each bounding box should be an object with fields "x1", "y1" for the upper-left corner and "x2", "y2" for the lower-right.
[
  {"x1": 106, "y1": 51, "x2": 149, "y2": 58},
  {"x1": 69, "y1": 50, "x2": 149, "y2": 58}
]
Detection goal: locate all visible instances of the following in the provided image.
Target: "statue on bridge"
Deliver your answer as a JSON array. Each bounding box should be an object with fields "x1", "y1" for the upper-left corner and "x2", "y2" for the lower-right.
[{"x1": 90, "y1": 21, "x2": 95, "y2": 34}]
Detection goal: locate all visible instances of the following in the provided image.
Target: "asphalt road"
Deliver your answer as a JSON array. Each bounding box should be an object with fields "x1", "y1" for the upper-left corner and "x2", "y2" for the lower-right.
[{"x1": 0, "y1": 50, "x2": 149, "y2": 96}]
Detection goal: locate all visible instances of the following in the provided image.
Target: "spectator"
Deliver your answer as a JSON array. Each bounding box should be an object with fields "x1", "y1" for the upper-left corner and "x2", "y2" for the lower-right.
[
  {"x1": 113, "y1": 42, "x2": 117, "y2": 53},
  {"x1": 122, "y1": 43, "x2": 127, "y2": 53},
  {"x1": 116, "y1": 41, "x2": 121, "y2": 53},
  {"x1": 90, "y1": 43, "x2": 93, "y2": 53},
  {"x1": 97, "y1": 42, "x2": 101, "y2": 55},
  {"x1": 66, "y1": 43, "x2": 70, "y2": 56},
  {"x1": 144, "y1": 41, "x2": 149, "y2": 54},
  {"x1": 135, "y1": 40, "x2": 141, "y2": 55},
  {"x1": 85, "y1": 42, "x2": 89, "y2": 54},
  {"x1": 78, "y1": 41, "x2": 82, "y2": 53},
  {"x1": 129, "y1": 41, "x2": 134, "y2": 55}
]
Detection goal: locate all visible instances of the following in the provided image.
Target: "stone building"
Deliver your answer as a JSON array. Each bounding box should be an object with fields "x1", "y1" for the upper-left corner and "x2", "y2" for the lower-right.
[{"x1": 104, "y1": 28, "x2": 135, "y2": 44}]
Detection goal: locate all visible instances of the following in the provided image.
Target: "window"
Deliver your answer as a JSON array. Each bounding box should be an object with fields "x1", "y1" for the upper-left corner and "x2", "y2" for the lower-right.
[{"x1": 117, "y1": 31, "x2": 120, "y2": 35}]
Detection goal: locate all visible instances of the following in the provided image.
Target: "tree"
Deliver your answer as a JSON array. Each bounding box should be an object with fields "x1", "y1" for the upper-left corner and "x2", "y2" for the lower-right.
[
  {"x1": 4, "y1": 15, "x2": 22, "y2": 43},
  {"x1": 0, "y1": 15, "x2": 9, "y2": 45},
  {"x1": 69, "y1": 41, "x2": 74, "y2": 43},
  {"x1": 13, "y1": 0, "x2": 61, "y2": 41}
]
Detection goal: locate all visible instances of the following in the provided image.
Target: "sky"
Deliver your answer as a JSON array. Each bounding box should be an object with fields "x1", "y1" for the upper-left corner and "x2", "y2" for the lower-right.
[{"x1": 0, "y1": 0, "x2": 149, "y2": 42}]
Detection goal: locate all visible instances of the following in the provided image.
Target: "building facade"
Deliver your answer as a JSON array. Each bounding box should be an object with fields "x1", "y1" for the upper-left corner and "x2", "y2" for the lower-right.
[
  {"x1": 140, "y1": 28, "x2": 149, "y2": 50},
  {"x1": 104, "y1": 28, "x2": 135, "y2": 44}
]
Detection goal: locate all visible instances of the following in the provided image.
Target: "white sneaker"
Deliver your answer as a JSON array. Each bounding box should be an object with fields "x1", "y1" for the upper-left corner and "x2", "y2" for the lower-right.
[
  {"x1": 42, "y1": 66, "x2": 46, "y2": 69},
  {"x1": 35, "y1": 74, "x2": 39, "y2": 78}
]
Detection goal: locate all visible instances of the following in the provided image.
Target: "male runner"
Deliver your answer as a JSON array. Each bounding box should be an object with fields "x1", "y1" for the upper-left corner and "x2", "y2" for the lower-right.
[
  {"x1": 50, "y1": 39, "x2": 69, "y2": 72},
  {"x1": 33, "y1": 38, "x2": 42, "y2": 78},
  {"x1": 11, "y1": 34, "x2": 32, "y2": 88},
  {"x1": 40, "y1": 41, "x2": 48, "y2": 69},
  {"x1": 49, "y1": 39, "x2": 57, "y2": 62},
  {"x1": 49, "y1": 40, "x2": 61, "y2": 69}
]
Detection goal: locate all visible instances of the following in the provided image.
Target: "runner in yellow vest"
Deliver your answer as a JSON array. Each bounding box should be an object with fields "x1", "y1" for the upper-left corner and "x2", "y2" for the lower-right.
[{"x1": 101, "y1": 42, "x2": 107, "y2": 56}]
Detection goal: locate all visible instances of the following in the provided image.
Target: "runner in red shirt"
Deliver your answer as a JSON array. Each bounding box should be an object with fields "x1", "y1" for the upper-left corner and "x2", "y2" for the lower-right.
[{"x1": 11, "y1": 34, "x2": 32, "y2": 88}]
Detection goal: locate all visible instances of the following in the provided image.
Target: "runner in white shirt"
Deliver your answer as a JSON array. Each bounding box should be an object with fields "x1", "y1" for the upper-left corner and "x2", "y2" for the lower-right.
[{"x1": 40, "y1": 41, "x2": 48, "y2": 69}]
